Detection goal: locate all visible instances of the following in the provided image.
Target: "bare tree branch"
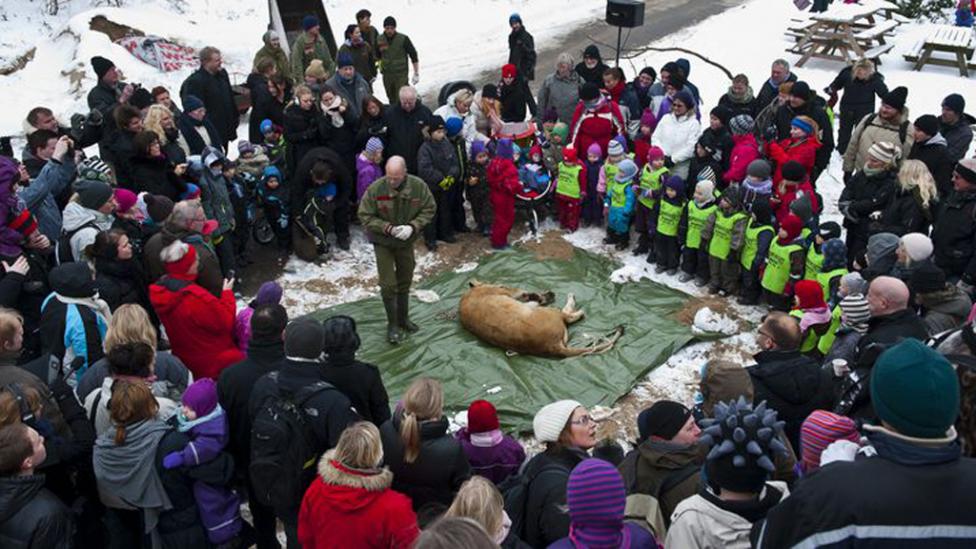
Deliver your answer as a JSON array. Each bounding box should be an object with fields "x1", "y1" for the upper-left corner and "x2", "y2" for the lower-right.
[{"x1": 587, "y1": 35, "x2": 735, "y2": 80}]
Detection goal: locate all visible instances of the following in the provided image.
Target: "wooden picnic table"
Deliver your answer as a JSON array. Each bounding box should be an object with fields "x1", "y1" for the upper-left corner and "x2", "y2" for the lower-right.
[
  {"x1": 904, "y1": 25, "x2": 976, "y2": 77},
  {"x1": 789, "y1": 3, "x2": 895, "y2": 66}
]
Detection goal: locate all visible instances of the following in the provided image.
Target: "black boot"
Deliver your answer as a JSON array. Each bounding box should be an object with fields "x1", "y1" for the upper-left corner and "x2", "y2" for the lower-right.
[
  {"x1": 397, "y1": 293, "x2": 419, "y2": 334},
  {"x1": 382, "y1": 296, "x2": 401, "y2": 344}
]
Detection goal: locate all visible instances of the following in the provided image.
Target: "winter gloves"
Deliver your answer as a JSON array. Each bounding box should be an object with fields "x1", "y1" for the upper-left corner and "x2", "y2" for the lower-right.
[
  {"x1": 390, "y1": 225, "x2": 414, "y2": 241},
  {"x1": 162, "y1": 452, "x2": 184, "y2": 469}
]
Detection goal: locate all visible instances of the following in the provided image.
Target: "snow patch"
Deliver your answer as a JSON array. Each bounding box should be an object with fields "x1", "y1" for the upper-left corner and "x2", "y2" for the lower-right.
[{"x1": 692, "y1": 306, "x2": 740, "y2": 336}]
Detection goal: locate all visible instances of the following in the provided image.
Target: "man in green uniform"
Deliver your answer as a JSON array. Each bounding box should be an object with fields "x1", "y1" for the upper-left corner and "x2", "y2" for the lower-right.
[
  {"x1": 359, "y1": 156, "x2": 436, "y2": 344},
  {"x1": 377, "y1": 16, "x2": 420, "y2": 104},
  {"x1": 356, "y1": 9, "x2": 380, "y2": 53},
  {"x1": 291, "y1": 15, "x2": 335, "y2": 83},
  {"x1": 252, "y1": 30, "x2": 292, "y2": 84}
]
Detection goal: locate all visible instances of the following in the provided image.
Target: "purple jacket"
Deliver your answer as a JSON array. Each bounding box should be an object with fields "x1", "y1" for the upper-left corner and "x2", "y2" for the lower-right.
[
  {"x1": 0, "y1": 157, "x2": 25, "y2": 257},
  {"x1": 179, "y1": 409, "x2": 242, "y2": 544},
  {"x1": 233, "y1": 306, "x2": 254, "y2": 352},
  {"x1": 356, "y1": 153, "x2": 383, "y2": 201},
  {"x1": 547, "y1": 523, "x2": 657, "y2": 549},
  {"x1": 455, "y1": 428, "x2": 526, "y2": 485}
]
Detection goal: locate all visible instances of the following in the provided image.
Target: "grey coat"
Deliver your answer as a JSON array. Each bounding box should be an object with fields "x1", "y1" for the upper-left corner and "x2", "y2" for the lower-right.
[
  {"x1": 417, "y1": 138, "x2": 460, "y2": 187},
  {"x1": 919, "y1": 286, "x2": 973, "y2": 336},
  {"x1": 537, "y1": 70, "x2": 582, "y2": 125}
]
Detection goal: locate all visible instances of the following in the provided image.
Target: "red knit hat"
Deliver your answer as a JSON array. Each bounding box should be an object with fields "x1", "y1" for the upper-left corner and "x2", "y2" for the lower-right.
[
  {"x1": 794, "y1": 279, "x2": 826, "y2": 310},
  {"x1": 164, "y1": 243, "x2": 197, "y2": 276},
  {"x1": 467, "y1": 400, "x2": 500, "y2": 433},
  {"x1": 563, "y1": 146, "x2": 577, "y2": 163},
  {"x1": 501, "y1": 63, "x2": 517, "y2": 79},
  {"x1": 779, "y1": 213, "x2": 804, "y2": 243}
]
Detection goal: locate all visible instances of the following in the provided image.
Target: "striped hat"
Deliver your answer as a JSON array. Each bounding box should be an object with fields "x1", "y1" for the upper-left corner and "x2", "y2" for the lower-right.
[
  {"x1": 800, "y1": 410, "x2": 859, "y2": 473},
  {"x1": 730, "y1": 114, "x2": 755, "y2": 136},
  {"x1": 364, "y1": 137, "x2": 384, "y2": 155},
  {"x1": 566, "y1": 459, "x2": 626, "y2": 547},
  {"x1": 77, "y1": 156, "x2": 113, "y2": 184},
  {"x1": 867, "y1": 141, "x2": 900, "y2": 166},
  {"x1": 839, "y1": 294, "x2": 871, "y2": 333}
]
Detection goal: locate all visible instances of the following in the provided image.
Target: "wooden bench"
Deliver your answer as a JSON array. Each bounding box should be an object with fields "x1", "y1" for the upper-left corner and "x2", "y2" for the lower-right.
[
  {"x1": 904, "y1": 25, "x2": 976, "y2": 77},
  {"x1": 854, "y1": 19, "x2": 900, "y2": 43}
]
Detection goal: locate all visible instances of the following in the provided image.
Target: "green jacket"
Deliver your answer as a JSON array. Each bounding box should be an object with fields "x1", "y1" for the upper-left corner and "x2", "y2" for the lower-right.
[
  {"x1": 291, "y1": 32, "x2": 334, "y2": 80},
  {"x1": 358, "y1": 174, "x2": 435, "y2": 248},
  {"x1": 378, "y1": 32, "x2": 418, "y2": 76},
  {"x1": 253, "y1": 44, "x2": 292, "y2": 83}
]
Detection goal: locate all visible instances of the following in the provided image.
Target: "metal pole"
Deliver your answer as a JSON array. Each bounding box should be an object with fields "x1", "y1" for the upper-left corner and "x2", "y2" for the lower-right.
[{"x1": 615, "y1": 26, "x2": 622, "y2": 66}]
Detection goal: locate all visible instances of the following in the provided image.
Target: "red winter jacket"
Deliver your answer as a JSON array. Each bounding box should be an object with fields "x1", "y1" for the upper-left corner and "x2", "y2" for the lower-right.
[
  {"x1": 299, "y1": 451, "x2": 420, "y2": 549},
  {"x1": 773, "y1": 179, "x2": 819, "y2": 226},
  {"x1": 767, "y1": 137, "x2": 820, "y2": 185},
  {"x1": 569, "y1": 98, "x2": 625, "y2": 159},
  {"x1": 149, "y1": 275, "x2": 243, "y2": 380},
  {"x1": 723, "y1": 133, "x2": 761, "y2": 185},
  {"x1": 634, "y1": 135, "x2": 651, "y2": 169},
  {"x1": 487, "y1": 157, "x2": 521, "y2": 211}
]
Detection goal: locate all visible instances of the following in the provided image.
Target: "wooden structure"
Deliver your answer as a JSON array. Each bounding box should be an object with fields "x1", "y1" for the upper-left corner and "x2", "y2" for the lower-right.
[
  {"x1": 267, "y1": 0, "x2": 338, "y2": 62},
  {"x1": 904, "y1": 25, "x2": 976, "y2": 77},
  {"x1": 786, "y1": 2, "x2": 899, "y2": 66}
]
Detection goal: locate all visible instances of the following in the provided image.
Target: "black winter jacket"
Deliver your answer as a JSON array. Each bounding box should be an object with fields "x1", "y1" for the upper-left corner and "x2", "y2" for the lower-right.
[
  {"x1": 283, "y1": 103, "x2": 323, "y2": 175},
  {"x1": 0, "y1": 250, "x2": 50, "y2": 359},
  {"x1": 93, "y1": 257, "x2": 152, "y2": 313},
  {"x1": 932, "y1": 189, "x2": 976, "y2": 283},
  {"x1": 508, "y1": 28, "x2": 537, "y2": 81},
  {"x1": 176, "y1": 112, "x2": 222, "y2": 156},
  {"x1": 878, "y1": 186, "x2": 931, "y2": 236},
  {"x1": 320, "y1": 352, "x2": 391, "y2": 426},
  {"x1": 855, "y1": 308, "x2": 930, "y2": 370},
  {"x1": 499, "y1": 76, "x2": 537, "y2": 123},
  {"x1": 180, "y1": 68, "x2": 238, "y2": 143},
  {"x1": 910, "y1": 135, "x2": 955, "y2": 200},
  {"x1": 379, "y1": 414, "x2": 471, "y2": 512},
  {"x1": 828, "y1": 66, "x2": 888, "y2": 114},
  {"x1": 0, "y1": 474, "x2": 74, "y2": 549},
  {"x1": 128, "y1": 154, "x2": 187, "y2": 200},
  {"x1": 383, "y1": 102, "x2": 433, "y2": 175},
  {"x1": 839, "y1": 169, "x2": 897, "y2": 237},
  {"x1": 747, "y1": 349, "x2": 834, "y2": 450},
  {"x1": 520, "y1": 446, "x2": 587, "y2": 548},
  {"x1": 290, "y1": 147, "x2": 354, "y2": 243},
  {"x1": 755, "y1": 72, "x2": 797, "y2": 111}
]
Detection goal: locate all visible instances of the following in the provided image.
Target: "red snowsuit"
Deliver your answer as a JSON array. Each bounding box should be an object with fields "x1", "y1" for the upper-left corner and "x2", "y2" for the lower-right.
[
  {"x1": 569, "y1": 98, "x2": 625, "y2": 160},
  {"x1": 723, "y1": 133, "x2": 761, "y2": 185},
  {"x1": 555, "y1": 161, "x2": 586, "y2": 232},
  {"x1": 149, "y1": 274, "x2": 243, "y2": 379},
  {"x1": 487, "y1": 157, "x2": 522, "y2": 248},
  {"x1": 767, "y1": 136, "x2": 820, "y2": 186}
]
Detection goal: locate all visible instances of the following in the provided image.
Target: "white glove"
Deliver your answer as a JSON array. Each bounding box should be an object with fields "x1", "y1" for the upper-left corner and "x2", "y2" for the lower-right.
[
  {"x1": 411, "y1": 73, "x2": 420, "y2": 85},
  {"x1": 391, "y1": 224, "x2": 414, "y2": 240},
  {"x1": 869, "y1": 211, "x2": 882, "y2": 221},
  {"x1": 832, "y1": 359, "x2": 851, "y2": 378},
  {"x1": 819, "y1": 439, "x2": 860, "y2": 467}
]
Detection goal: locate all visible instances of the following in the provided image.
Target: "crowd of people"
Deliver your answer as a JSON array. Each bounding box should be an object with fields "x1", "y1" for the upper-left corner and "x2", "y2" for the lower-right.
[{"x1": 0, "y1": 4, "x2": 975, "y2": 549}]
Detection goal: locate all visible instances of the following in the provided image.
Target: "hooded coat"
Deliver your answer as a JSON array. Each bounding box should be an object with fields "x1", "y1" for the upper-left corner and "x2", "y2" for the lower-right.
[
  {"x1": 667, "y1": 482, "x2": 787, "y2": 549},
  {"x1": 618, "y1": 439, "x2": 703, "y2": 532},
  {"x1": 570, "y1": 97, "x2": 626, "y2": 165},
  {"x1": 61, "y1": 201, "x2": 114, "y2": 263},
  {"x1": 767, "y1": 136, "x2": 819, "y2": 185},
  {"x1": 918, "y1": 286, "x2": 973, "y2": 335},
  {"x1": 723, "y1": 133, "x2": 761, "y2": 185},
  {"x1": 454, "y1": 428, "x2": 526, "y2": 485},
  {"x1": 652, "y1": 110, "x2": 703, "y2": 180},
  {"x1": 0, "y1": 474, "x2": 74, "y2": 548},
  {"x1": 909, "y1": 134, "x2": 954, "y2": 199},
  {"x1": 773, "y1": 95, "x2": 834, "y2": 174},
  {"x1": 842, "y1": 109, "x2": 915, "y2": 174},
  {"x1": 298, "y1": 450, "x2": 419, "y2": 549},
  {"x1": 143, "y1": 223, "x2": 223, "y2": 297},
  {"x1": 718, "y1": 85, "x2": 757, "y2": 118},
  {"x1": 39, "y1": 263, "x2": 110, "y2": 379}
]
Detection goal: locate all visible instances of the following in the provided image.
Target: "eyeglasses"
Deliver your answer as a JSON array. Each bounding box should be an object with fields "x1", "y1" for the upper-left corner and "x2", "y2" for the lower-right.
[{"x1": 570, "y1": 415, "x2": 594, "y2": 426}]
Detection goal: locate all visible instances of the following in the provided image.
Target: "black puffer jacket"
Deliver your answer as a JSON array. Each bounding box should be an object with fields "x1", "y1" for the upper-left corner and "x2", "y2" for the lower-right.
[
  {"x1": 383, "y1": 101, "x2": 433, "y2": 175},
  {"x1": 828, "y1": 66, "x2": 888, "y2": 114},
  {"x1": 909, "y1": 135, "x2": 954, "y2": 200},
  {"x1": 520, "y1": 446, "x2": 587, "y2": 548},
  {"x1": 747, "y1": 349, "x2": 834, "y2": 449},
  {"x1": 499, "y1": 75, "x2": 537, "y2": 123},
  {"x1": 932, "y1": 189, "x2": 976, "y2": 284},
  {"x1": 855, "y1": 308, "x2": 930, "y2": 370},
  {"x1": 839, "y1": 168, "x2": 897, "y2": 254},
  {"x1": 283, "y1": 103, "x2": 323, "y2": 176},
  {"x1": 0, "y1": 474, "x2": 74, "y2": 549},
  {"x1": 93, "y1": 257, "x2": 152, "y2": 313},
  {"x1": 180, "y1": 67, "x2": 238, "y2": 144},
  {"x1": 878, "y1": 185, "x2": 931, "y2": 236},
  {"x1": 321, "y1": 353, "x2": 391, "y2": 426},
  {"x1": 128, "y1": 154, "x2": 187, "y2": 200},
  {"x1": 379, "y1": 414, "x2": 471, "y2": 512}
]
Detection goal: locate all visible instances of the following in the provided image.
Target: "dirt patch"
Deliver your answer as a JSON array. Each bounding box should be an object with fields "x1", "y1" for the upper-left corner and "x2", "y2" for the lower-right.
[
  {"x1": 0, "y1": 47, "x2": 35, "y2": 76},
  {"x1": 303, "y1": 275, "x2": 372, "y2": 296},
  {"x1": 416, "y1": 231, "x2": 495, "y2": 277},
  {"x1": 89, "y1": 15, "x2": 144, "y2": 41},
  {"x1": 519, "y1": 230, "x2": 576, "y2": 261},
  {"x1": 595, "y1": 376, "x2": 702, "y2": 443},
  {"x1": 673, "y1": 296, "x2": 733, "y2": 325}
]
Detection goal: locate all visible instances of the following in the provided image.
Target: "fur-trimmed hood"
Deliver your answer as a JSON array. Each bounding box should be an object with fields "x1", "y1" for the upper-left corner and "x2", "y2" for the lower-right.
[{"x1": 317, "y1": 449, "x2": 393, "y2": 499}]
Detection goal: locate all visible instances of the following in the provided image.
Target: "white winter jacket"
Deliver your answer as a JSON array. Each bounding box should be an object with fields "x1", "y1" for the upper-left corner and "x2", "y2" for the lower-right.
[
  {"x1": 665, "y1": 481, "x2": 789, "y2": 549},
  {"x1": 652, "y1": 111, "x2": 702, "y2": 179},
  {"x1": 434, "y1": 89, "x2": 479, "y2": 154}
]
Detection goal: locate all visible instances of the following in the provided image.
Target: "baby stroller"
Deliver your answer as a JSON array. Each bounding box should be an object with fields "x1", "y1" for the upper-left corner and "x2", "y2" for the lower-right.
[{"x1": 497, "y1": 121, "x2": 553, "y2": 235}]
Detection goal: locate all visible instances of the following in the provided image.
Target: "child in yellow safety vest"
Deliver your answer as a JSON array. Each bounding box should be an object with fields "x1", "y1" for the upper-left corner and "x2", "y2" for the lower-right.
[
  {"x1": 820, "y1": 292, "x2": 870, "y2": 367},
  {"x1": 701, "y1": 185, "x2": 748, "y2": 296},
  {"x1": 554, "y1": 146, "x2": 585, "y2": 232},
  {"x1": 790, "y1": 279, "x2": 833, "y2": 357},
  {"x1": 603, "y1": 159, "x2": 638, "y2": 250},
  {"x1": 634, "y1": 146, "x2": 669, "y2": 259},
  {"x1": 802, "y1": 221, "x2": 842, "y2": 285},
  {"x1": 678, "y1": 179, "x2": 717, "y2": 286},
  {"x1": 653, "y1": 175, "x2": 687, "y2": 275},
  {"x1": 602, "y1": 137, "x2": 629, "y2": 194},
  {"x1": 738, "y1": 201, "x2": 776, "y2": 306},
  {"x1": 761, "y1": 213, "x2": 807, "y2": 311}
]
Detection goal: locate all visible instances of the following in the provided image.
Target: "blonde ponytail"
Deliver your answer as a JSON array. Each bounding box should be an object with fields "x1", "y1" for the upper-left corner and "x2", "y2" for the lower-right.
[{"x1": 399, "y1": 378, "x2": 444, "y2": 464}]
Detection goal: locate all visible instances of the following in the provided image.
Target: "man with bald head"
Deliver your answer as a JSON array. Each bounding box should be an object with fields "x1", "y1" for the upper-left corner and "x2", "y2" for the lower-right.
[
  {"x1": 747, "y1": 311, "x2": 833, "y2": 449},
  {"x1": 836, "y1": 276, "x2": 930, "y2": 418},
  {"x1": 358, "y1": 156, "x2": 435, "y2": 344}
]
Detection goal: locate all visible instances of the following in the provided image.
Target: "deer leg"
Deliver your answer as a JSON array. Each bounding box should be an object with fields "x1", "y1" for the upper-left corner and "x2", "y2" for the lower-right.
[{"x1": 562, "y1": 293, "x2": 584, "y2": 324}]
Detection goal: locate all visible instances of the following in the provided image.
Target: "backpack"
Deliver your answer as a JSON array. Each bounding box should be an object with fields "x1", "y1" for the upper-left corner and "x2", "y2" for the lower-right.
[
  {"x1": 500, "y1": 458, "x2": 570, "y2": 543},
  {"x1": 249, "y1": 371, "x2": 336, "y2": 514},
  {"x1": 864, "y1": 113, "x2": 909, "y2": 146},
  {"x1": 55, "y1": 220, "x2": 99, "y2": 265},
  {"x1": 621, "y1": 456, "x2": 699, "y2": 539}
]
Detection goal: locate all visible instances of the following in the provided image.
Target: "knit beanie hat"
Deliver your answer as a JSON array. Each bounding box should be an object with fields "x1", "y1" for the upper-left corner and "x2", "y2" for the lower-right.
[
  {"x1": 260, "y1": 119, "x2": 275, "y2": 135},
  {"x1": 509, "y1": 13, "x2": 522, "y2": 25},
  {"x1": 8, "y1": 211, "x2": 38, "y2": 239},
  {"x1": 790, "y1": 81, "x2": 811, "y2": 101},
  {"x1": 586, "y1": 142, "x2": 602, "y2": 159},
  {"x1": 180, "y1": 183, "x2": 201, "y2": 201},
  {"x1": 163, "y1": 242, "x2": 197, "y2": 276},
  {"x1": 501, "y1": 63, "x2": 518, "y2": 79},
  {"x1": 800, "y1": 410, "x2": 859, "y2": 473},
  {"x1": 957, "y1": 158, "x2": 976, "y2": 185},
  {"x1": 255, "y1": 281, "x2": 283, "y2": 305},
  {"x1": 790, "y1": 116, "x2": 815, "y2": 137},
  {"x1": 646, "y1": 146, "x2": 665, "y2": 162},
  {"x1": 730, "y1": 114, "x2": 756, "y2": 136},
  {"x1": 789, "y1": 193, "x2": 813, "y2": 223},
  {"x1": 77, "y1": 156, "x2": 113, "y2": 184},
  {"x1": 822, "y1": 238, "x2": 848, "y2": 272},
  {"x1": 867, "y1": 141, "x2": 900, "y2": 166},
  {"x1": 795, "y1": 279, "x2": 827, "y2": 310},
  {"x1": 781, "y1": 160, "x2": 806, "y2": 182},
  {"x1": 637, "y1": 400, "x2": 691, "y2": 442},
  {"x1": 866, "y1": 232, "x2": 900, "y2": 266},
  {"x1": 383, "y1": 16, "x2": 397, "y2": 28},
  {"x1": 113, "y1": 188, "x2": 137, "y2": 214},
  {"x1": 481, "y1": 83, "x2": 499, "y2": 100},
  {"x1": 700, "y1": 398, "x2": 788, "y2": 493},
  {"x1": 710, "y1": 105, "x2": 732, "y2": 127},
  {"x1": 470, "y1": 140, "x2": 487, "y2": 159},
  {"x1": 871, "y1": 339, "x2": 960, "y2": 438},
  {"x1": 614, "y1": 159, "x2": 639, "y2": 182},
  {"x1": 445, "y1": 116, "x2": 463, "y2": 138},
  {"x1": 747, "y1": 159, "x2": 772, "y2": 180},
  {"x1": 674, "y1": 88, "x2": 696, "y2": 110},
  {"x1": 495, "y1": 138, "x2": 514, "y2": 160},
  {"x1": 943, "y1": 93, "x2": 966, "y2": 116},
  {"x1": 639, "y1": 109, "x2": 656, "y2": 128},
  {"x1": 817, "y1": 221, "x2": 841, "y2": 241},
  {"x1": 182, "y1": 378, "x2": 218, "y2": 417},
  {"x1": 91, "y1": 56, "x2": 115, "y2": 80},
  {"x1": 428, "y1": 115, "x2": 446, "y2": 133},
  {"x1": 563, "y1": 146, "x2": 577, "y2": 163},
  {"x1": 467, "y1": 400, "x2": 500, "y2": 433},
  {"x1": 543, "y1": 107, "x2": 559, "y2": 124},
  {"x1": 882, "y1": 86, "x2": 908, "y2": 112},
  {"x1": 780, "y1": 213, "x2": 804, "y2": 242},
  {"x1": 607, "y1": 139, "x2": 625, "y2": 157},
  {"x1": 533, "y1": 400, "x2": 581, "y2": 442},
  {"x1": 839, "y1": 293, "x2": 871, "y2": 332},
  {"x1": 565, "y1": 459, "x2": 627, "y2": 546},
  {"x1": 302, "y1": 15, "x2": 320, "y2": 30},
  {"x1": 914, "y1": 115, "x2": 939, "y2": 138},
  {"x1": 337, "y1": 52, "x2": 354, "y2": 69},
  {"x1": 237, "y1": 140, "x2": 256, "y2": 156},
  {"x1": 900, "y1": 232, "x2": 933, "y2": 263},
  {"x1": 183, "y1": 94, "x2": 205, "y2": 113},
  {"x1": 664, "y1": 175, "x2": 685, "y2": 197},
  {"x1": 145, "y1": 194, "x2": 174, "y2": 224},
  {"x1": 365, "y1": 137, "x2": 384, "y2": 155},
  {"x1": 552, "y1": 122, "x2": 570, "y2": 142},
  {"x1": 840, "y1": 272, "x2": 868, "y2": 297},
  {"x1": 910, "y1": 261, "x2": 947, "y2": 295},
  {"x1": 285, "y1": 318, "x2": 325, "y2": 360},
  {"x1": 580, "y1": 82, "x2": 601, "y2": 102},
  {"x1": 75, "y1": 179, "x2": 114, "y2": 210}
]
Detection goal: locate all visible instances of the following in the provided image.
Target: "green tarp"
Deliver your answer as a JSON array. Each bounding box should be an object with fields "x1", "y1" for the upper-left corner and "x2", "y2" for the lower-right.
[{"x1": 310, "y1": 247, "x2": 700, "y2": 433}]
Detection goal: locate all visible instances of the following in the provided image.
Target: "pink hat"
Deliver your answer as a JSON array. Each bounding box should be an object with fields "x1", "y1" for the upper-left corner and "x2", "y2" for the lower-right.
[
  {"x1": 647, "y1": 146, "x2": 665, "y2": 162},
  {"x1": 586, "y1": 143, "x2": 602, "y2": 158},
  {"x1": 114, "y1": 188, "x2": 138, "y2": 214}
]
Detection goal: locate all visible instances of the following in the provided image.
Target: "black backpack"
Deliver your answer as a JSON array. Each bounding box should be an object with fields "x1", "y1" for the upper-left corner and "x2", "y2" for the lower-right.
[
  {"x1": 249, "y1": 372, "x2": 335, "y2": 513},
  {"x1": 501, "y1": 459, "x2": 569, "y2": 544},
  {"x1": 55, "y1": 220, "x2": 99, "y2": 265}
]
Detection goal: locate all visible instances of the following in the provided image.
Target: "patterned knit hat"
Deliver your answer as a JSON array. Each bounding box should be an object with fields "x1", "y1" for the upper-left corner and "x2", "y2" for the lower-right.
[
  {"x1": 566, "y1": 459, "x2": 627, "y2": 547},
  {"x1": 800, "y1": 410, "x2": 859, "y2": 473},
  {"x1": 237, "y1": 140, "x2": 255, "y2": 156},
  {"x1": 607, "y1": 139, "x2": 625, "y2": 157},
  {"x1": 867, "y1": 141, "x2": 900, "y2": 166},
  {"x1": 840, "y1": 272, "x2": 868, "y2": 297},
  {"x1": 8, "y1": 210, "x2": 38, "y2": 238},
  {"x1": 730, "y1": 114, "x2": 755, "y2": 136},
  {"x1": 467, "y1": 400, "x2": 500, "y2": 434},
  {"x1": 700, "y1": 398, "x2": 788, "y2": 492},
  {"x1": 365, "y1": 137, "x2": 384, "y2": 155},
  {"x1": 822, "y1": 238, "x2": 847, "y2": 272},
  {"x1": 839, "y1": 293, "x2": 871, "y2": 333}
]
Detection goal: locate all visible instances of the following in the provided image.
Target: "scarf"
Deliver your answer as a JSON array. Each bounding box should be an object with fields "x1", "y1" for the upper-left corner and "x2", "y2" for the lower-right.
[
  {"x1": 54, "y1": 293, "x2": 113, "y2": 326},
  {"x1": 726, "y1": 84, "x2": 755, "y2": 105},
  {"x1": 798, "y1": 306, "x2": 831, "y2": 332},
  {"x1": 862, "y1": 165, "x2": 887, "y2": 178},
  {"x1": 863, "y1": 424, "x2": 961, "y2": 466},
  {"x1": 470, "y1": 429, "x2": 504, "y2": 448},
  {"x1": 176, "y1": 404, "x2": 224, "y2": 433},
  {"x1": 93, "y1": 418, "x2": 173, "y2": 534}
]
